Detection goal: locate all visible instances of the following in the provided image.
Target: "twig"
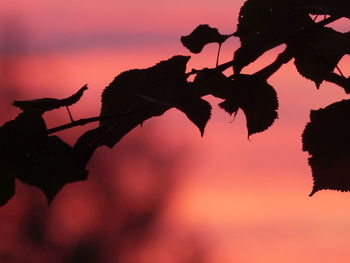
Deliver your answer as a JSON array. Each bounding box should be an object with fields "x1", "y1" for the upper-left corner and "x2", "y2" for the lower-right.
[
  {"x1": 254, "y1": 48, "x2": 293, "y2": 80},
  {"x1": 324, "y1": 73, "x2": 350, "y2": 93},
  {"x1": 48, "y1": 116, "x2": 102, "y2": 134},
  {"x1": 48, "y1": 107, "x2": 158, "y2": 134}
]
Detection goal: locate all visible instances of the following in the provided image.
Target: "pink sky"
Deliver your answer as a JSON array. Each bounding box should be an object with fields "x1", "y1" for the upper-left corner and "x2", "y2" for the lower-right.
[{"x1": 1, "y1": 1, "x2": 350, "y2": 262}]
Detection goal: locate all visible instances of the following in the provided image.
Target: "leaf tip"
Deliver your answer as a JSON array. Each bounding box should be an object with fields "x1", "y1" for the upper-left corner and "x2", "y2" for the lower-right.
[
  {"x1": 309, "y1": 187, "x2": 318, "y2": 197},
  {"x1": 44, "y1": 192, "x2": 56, "y2": 206},
  {"x1": 199, "y1": 125, "x2": 206, "y2": 137}
]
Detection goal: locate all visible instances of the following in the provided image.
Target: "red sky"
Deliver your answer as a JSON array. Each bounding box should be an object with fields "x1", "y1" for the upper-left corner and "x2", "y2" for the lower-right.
[{"x1": 1, "y1": 1, "x2": 350, "y2": 262}]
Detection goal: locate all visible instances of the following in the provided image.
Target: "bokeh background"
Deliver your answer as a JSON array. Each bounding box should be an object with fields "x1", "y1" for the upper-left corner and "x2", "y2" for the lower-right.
[{"x1": 0, "y1": 1, "x2": 350, "y2": 262}]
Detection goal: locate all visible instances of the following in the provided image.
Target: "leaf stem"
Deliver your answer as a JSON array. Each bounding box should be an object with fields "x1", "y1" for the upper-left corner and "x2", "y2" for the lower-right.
[
  {"x1": 216, "y1": 44, "x2": 222, "y2": 67},
  {"x1": 48, "y1": 116, "x2": 102, "y2": 134},
  {"x1": 336, "y1": 65, "x2": 345, "y2": 77}
]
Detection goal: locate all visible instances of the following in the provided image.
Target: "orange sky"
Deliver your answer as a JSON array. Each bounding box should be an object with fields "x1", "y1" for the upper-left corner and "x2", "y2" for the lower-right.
[{"x1": 1, "y1": 1, "x2": 350, "y2": 262}]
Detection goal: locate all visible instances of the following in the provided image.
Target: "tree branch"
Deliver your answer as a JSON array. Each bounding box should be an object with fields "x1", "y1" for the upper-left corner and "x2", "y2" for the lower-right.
[
  {"x1": 324, "y1": 73, "x2": 350, "y2": 93},
  {"x1": 254, "y1": 48, "x2": 293, "y2": 80},
  {"x1": 47, "y1": 108, "x2": 156, "y2": 135},
  {"x1": 49, "y1": 16, "x2": 343, "y2": 135}
]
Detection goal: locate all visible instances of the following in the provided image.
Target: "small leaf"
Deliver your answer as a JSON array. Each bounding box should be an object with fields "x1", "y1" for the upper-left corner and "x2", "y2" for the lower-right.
[
  {"x1": 302, "y1": 99, "x2": 350, "y2": 195},
  {"x1": 100, "y1": 56, "x2": 211, "y2": 148},
  {"x1": 13, "y1": 85, "x2": 88, "y2": 114},
  {"x1": 181, "y1": 24, "x2": 230, "y2": 54},
  {"x1": 176, "y1": 98, "x2": 211, "y2": 136},
  {"x1": 219, "y1": 74, "x2": 279, "y2": 136}
]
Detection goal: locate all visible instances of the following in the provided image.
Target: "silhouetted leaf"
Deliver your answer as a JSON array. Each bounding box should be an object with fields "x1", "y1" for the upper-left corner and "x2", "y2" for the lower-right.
[
  {"x1": 219, "y1": 74, "x2": 279, "y2": 136},
  {"x1": 16, "y1": 136, "x2": 88, "y2": 203},
  {"x1": 175, "y1": 98, "x2": 211, "y2": 136},
  {"x1": 0, "y1": 111, "x2": 87, "y2": 205},
  {"x1": 233, "y1": 0, "x2": 313, "y2": 73},
  {"x1": 100, "y1": 56, "x2": 211, "y2": 148},
  {"x1": 302, "y1": 99, "x2": 350, "y2": 195},
  {"x1": 288, "y1": 28, "x2": 350, "y2": 87},
  {"x1": 0, "y1": 147, "x2": 15, "y2": 206},
  {"x1": 181, "y1": 24, "x2": 230, "y2": 54},
  {"x1": 74, "y1": 126, "x2": 107, "y2": 167},
  {"x1": 0, "y1": 112, "x2": 46, "y2": 205},
  {"x1": 13, "y1": 85, "x2": 88, "y2": 114}
]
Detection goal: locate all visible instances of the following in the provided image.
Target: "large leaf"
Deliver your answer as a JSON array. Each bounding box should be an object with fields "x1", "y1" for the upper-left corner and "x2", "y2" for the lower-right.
[
  {"x1": 99, "y1": 56, "x2": 211, "y2": 148},
  {"x1": 0, "y1": 112, "x2": 48, "y2": 175},
  {"x1": 0, "y1": 112, "x2": 46, "y2": 205},
  {"x1": 181, "y1": 24, "x2": 230, "y2": 54},
  {"x1": 219, "y1": 74, "x2": 279, "y2": 136},
  {"x1": 0, "y1": 146, "x2": 15, "y2": 206},
  {"x1": 16, "y1": 136, "x2": 88, "y2": 203},
  {"x1": 288, "y1": 28, "x2": 350, "y2": 87},
  {"x1": 0, "y1": 111, "x2": 87, "y2": 205},
  {"x1": 302, "y1": 99, "x2": 350, "y2": 195},
  {"x1": 233, "y1": 0, "x2": 313, "y2": 73}
]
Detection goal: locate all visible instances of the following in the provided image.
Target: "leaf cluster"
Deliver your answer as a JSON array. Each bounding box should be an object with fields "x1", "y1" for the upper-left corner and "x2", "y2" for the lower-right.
[{"x1": 1, "y1": 0, "x2": 350, "y2": 205}]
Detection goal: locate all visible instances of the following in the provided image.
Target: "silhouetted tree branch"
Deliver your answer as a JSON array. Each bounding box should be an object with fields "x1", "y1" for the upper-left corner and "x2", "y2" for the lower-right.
[{"x1": 0, "y1": 1, "x2": 349, "y2": 205}]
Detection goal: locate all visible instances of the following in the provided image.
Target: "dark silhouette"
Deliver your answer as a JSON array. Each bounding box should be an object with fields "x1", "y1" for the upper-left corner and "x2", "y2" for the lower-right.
[
  {"x1": 0, "y1": 128, "x2": 202, "y2": 263},
  {"x1": 13, "y1": 85, "x2": 88, "y2": 120},
  {"x1": 0, "y1": 0, "x2": 350, "y2": 205}
]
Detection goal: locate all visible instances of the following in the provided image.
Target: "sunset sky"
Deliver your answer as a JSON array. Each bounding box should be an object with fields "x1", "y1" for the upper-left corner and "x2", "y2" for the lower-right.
[{"x1": 1, "y1": 1, "x2": 350, "y2": 262}]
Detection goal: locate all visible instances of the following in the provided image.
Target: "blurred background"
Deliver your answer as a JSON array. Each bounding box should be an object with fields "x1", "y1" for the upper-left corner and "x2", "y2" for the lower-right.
[{"x1": 0, "y1": 1, "x2": 350, "y2": 262}]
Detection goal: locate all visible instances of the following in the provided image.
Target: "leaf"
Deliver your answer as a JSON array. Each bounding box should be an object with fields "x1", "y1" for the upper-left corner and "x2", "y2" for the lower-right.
[
  {"x1": 233, "y1": 0, "x2": 313, "y2": 73},
  {"x1": 0, "y1": 111, "x2": 87, "y2": 205},
  {"x1": 13, "y1": 85, "x2": 88, "y2": 114},
  {"x1": 288, "y1": 28, "x2": 350, "y2": 87},
  {"x1": 181, "y1": 25, "x2": 230, "y2": 54},
  {"x1": 219, "y1": 74, "x2": 279, "y2": 136},
  {"x1": 0, "y1": 112, "x2": 46, "y2": 205},
  {"x1": 16, "y1": 136, "x2": 88, "y2": 204},
  {"x1": 302, "y1": 99, "x2": 350, "y2": 195},
  {"x1": 191, "y1": 69, "x2": 280, "y2": 137},
  {"x1": 74, "y1": 126, "x2": 107, "y2": 166},
  {"x1": 175, "y1": 97, "x2": 211, "y2": 136},
  {"x1": 0, "y1": 147, "x2": 15, "y2": 206},
  {"x1": 100, "y1": 55, "x2": 211, "y2": 148}
]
